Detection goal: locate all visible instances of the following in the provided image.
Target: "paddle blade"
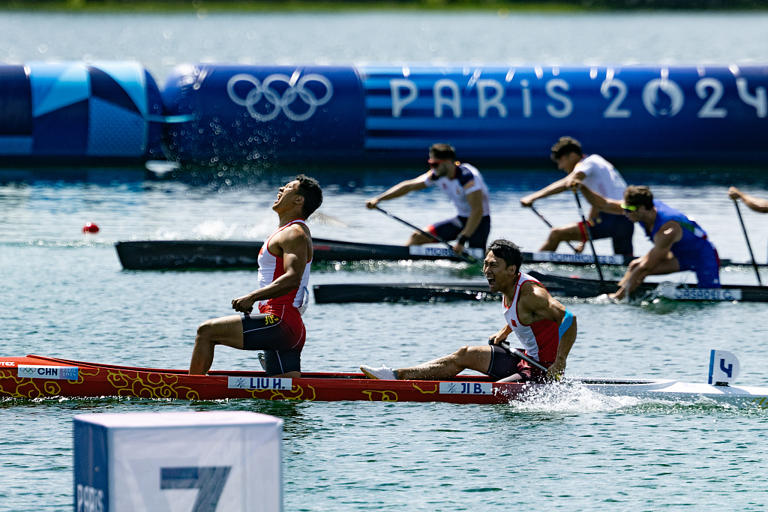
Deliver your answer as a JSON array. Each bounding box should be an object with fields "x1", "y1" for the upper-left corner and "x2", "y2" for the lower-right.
[{"x1": 708, "y1": 349, "x2": 741, "y2": 386}]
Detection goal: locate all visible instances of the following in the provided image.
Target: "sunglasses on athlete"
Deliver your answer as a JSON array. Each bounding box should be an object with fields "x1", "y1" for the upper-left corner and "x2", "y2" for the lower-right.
[
  {"x1": 621, "y1": 203, "x2": 638, "y2": 213},
  {"x1": 428, "y1": 159, "x2": 442, "y2": 168}
]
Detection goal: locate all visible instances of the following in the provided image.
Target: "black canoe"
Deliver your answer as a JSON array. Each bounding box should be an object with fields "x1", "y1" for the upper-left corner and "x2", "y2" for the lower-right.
[
  {"x1": 527, "y1": 271, "x2": 768, "y2": 302},
  {"x1": 115, "y1": 238, "x2": 632, "y2": 270},
  {"x1": 312, "y1": 282, "x2": 500, "y2": 304},
  {"x1": 115, "y1": 238, "x2": 762, "y2": 272},
  {"x1": 312, "y1": 271, "x2": 768, "y2": 304}
]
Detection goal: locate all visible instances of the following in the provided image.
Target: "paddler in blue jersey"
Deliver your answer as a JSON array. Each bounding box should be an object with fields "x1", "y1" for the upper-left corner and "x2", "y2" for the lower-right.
[
  {"x1": 360, "y1": 239, "x2": 577, "y2": 382},
  {"x1": 578, "y1": 184, "x2": 720, "y2": 300}
]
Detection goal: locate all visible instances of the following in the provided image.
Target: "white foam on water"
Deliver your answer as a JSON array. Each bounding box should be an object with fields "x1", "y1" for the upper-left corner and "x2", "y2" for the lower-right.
[
  {"x1": 243, "y1": 218, "x2": 276, "y2": 239},
  {"x1": 508, "y1": 380, "x2": 643, "y2": 413},
  {"x1": 586, "y1": 293, "x2": 617, "y2": 305},
  {"x1": 193, "y1": 220, "x2": 239, "y2": 239}
]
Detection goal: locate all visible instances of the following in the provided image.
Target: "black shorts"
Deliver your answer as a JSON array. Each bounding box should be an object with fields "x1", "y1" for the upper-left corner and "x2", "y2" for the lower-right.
[
  {"x1": 428, "y1": 215, "x2": 491, "y2": 249},
  {"x1": 241, "y1": 312, "x2": 303, "y2": 375},
  {"x1": 486, "y1": 345, "x2": 548, "y2": 382},
  {"x1": 580, "y1": 212, "x2": 634, "y2": 257}
]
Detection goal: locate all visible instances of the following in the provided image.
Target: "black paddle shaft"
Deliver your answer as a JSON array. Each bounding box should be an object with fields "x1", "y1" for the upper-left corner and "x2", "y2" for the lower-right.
[
  {"x1": 492, "y1": 340, "x2": 549, "y2": 373},
  {"x1": 572, "y1": 190, "x2": 605, "y2": 282},
  {"x1": 734, "y1": 199, "x2": 763, "y2": 286},
  {"x1": 373, "y1": 205, "x2": 477, "y2": 263}
]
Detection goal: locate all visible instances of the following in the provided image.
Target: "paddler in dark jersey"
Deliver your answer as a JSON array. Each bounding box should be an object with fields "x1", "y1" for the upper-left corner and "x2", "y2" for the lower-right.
[{"x1": 578, "y1": 184, "x2": 720, "y2": 300}]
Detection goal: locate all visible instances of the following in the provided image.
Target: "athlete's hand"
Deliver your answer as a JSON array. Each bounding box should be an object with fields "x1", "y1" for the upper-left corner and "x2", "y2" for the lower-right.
[
  {"x1": 365, "y1": 198, "x2": 379, "y2": 209},
  {"x1": 488, "y1": 331, "x2": 508, "y2": 345},
  {"x1": 519, "y1": 195, "x2": 534, "y2": 208},
  {"x1": 546, "y1": 358, "x2": 566, "y2": 381},
  {"x1": 452, "y1": 241, "x2": 465, "y2": 254},
  {"x1": 728, "y1": 186, "x2": 742, "y2": 201},
  {"x1": 231, "y1": 294, "x2": 256, "y2": 314}
]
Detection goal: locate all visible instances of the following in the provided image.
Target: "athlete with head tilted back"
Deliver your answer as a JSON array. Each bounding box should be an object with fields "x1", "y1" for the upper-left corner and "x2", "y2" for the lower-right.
[{"x1": 189, "y1": 174, "x2": 323, "y2": 377}]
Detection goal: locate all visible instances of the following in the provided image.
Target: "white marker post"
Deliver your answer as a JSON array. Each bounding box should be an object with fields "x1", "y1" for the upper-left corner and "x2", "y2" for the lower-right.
[
  {"x1": 708, "y1": 349, "x2": 741, "y2": 386},
  {"x1": 74, "y1": 411, "x2": 283, "y2": 512}
]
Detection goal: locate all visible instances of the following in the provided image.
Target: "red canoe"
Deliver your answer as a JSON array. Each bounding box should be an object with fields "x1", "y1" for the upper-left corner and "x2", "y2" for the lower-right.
[
  {"x1": 0, "y1": 355, "x2": 525, "y2": 404},
  {"x1": 4, "y1": 355, "x2": 767, "y2": 407}
]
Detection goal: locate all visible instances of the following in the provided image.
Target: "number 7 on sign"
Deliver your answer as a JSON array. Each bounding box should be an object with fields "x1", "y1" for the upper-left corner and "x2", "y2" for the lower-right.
[{"x1": 160, "y1": 466, "x2": 232, "y2": 512}]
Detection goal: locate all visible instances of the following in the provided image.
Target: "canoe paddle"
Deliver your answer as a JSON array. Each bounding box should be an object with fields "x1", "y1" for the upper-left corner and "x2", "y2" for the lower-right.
[
  {"x1": 529, "y1": 205, "x2": 579, "y2": 253},
  {"x1": 372, "y1": 205, "x2": 477, "y2": 263},
  {"x1": 492, "y1": 340, "x2": 553, "y2": 382},
  {"x1": 733, "y1": 198, "x2": 763, "y2": 286},
  {"x1": 572, "y1": 190, "x2": 605, "y2": 282}
]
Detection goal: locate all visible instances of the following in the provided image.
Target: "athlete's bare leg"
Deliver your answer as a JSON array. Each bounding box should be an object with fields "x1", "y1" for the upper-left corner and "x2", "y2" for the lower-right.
[
  {"x1": 540, "y1": 223, "x2": 583, "y2": 252},
  {"x1": 407, "y1": 230, "x2": 438, "y2": 246},
  {"x1": 395, "y1": 345, "x2": 493, "y2": 380},
  {"x1": 189, "y1": 315, "x2": 244, "y2": 375}
]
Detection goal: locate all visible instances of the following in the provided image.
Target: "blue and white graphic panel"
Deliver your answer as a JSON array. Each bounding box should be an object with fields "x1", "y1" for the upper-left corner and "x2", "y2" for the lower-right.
[{"x1": 74, "y1": 411, "x2": 283, "y2": 512}]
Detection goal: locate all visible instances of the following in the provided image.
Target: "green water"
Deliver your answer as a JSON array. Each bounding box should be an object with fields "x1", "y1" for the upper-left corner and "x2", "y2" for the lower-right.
[{"x1": 2, "y1": 167, "x2": 768, "y2": 510}]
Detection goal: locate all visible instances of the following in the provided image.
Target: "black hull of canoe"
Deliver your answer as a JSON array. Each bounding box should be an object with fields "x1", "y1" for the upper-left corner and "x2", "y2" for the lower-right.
[
  {"x1": 311, "y1": 273, "x2": 768, "y2": 304},
  {"x1": 529, "y1": 271, "x2": 768, "y2": 302},
  {"x1": 115, "y1": 239, "x2": 471, "y2": 270},
  {"x1": 313, "y1": 282, "x2": 499, "y2": 304},
  {"x1": 115, "y1": 239, "x2": 765, "y2": 272}
]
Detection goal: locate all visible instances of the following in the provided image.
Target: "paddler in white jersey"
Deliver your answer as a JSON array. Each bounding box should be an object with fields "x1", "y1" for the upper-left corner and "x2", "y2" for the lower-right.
[
  {"x1": 365, "y1": 143, "x2": 491, "y2": 254},
  {"x1": 520, "y1": 136, "x2": 634, "y2": 258},
  {"x1": 360, "y1": 239, "x2": 577, "y2": 382},
  {"x1": 189, "y1": 175, "x2": 323, "y2": 377}
]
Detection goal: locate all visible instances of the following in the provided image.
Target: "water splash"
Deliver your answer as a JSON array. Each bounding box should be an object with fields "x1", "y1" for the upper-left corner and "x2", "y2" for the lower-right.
[
  {"x1": 193, "y1": 219, "x2": 240, "y2": 239},
  {"x1": 510, "y1": 380, "x2": 642, "y2": 413}
]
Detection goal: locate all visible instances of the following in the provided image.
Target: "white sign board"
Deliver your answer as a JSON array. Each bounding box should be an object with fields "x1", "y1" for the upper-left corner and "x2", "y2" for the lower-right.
[
  {"x1": 708, "y1": 349, "x2": 741, "y2": 386},
  {"x1": 74, "y1": 411, "x2": 282, "y2": 512}
]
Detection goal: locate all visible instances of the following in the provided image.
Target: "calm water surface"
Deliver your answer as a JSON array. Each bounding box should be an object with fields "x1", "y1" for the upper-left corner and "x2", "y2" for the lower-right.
[{"x1": 2, "y1": 9, "x2": 768, "y2": 512}]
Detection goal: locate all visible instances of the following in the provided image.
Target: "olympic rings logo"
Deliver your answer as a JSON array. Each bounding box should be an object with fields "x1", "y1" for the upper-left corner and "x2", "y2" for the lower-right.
[{"x1": 226, "y1": 72, "x2": 333, "y2": 122}]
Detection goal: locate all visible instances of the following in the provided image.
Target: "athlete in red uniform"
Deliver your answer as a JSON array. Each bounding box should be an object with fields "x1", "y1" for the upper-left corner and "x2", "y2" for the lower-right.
[
  {"x1": 188, "y1": 175, "x2": 323, "y2": 377},
  {"x1": 360, "y1": 239, "x2": 577, "y2": 382}
]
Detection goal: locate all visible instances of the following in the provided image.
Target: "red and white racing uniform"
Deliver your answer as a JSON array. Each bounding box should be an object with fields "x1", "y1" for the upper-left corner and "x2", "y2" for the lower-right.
[
  {"x1": 502, "y1": 272, "x2": 559, "y2": 366},
  {"x1": 252, "y1": 219, "x2": 311, "y2": 351}
]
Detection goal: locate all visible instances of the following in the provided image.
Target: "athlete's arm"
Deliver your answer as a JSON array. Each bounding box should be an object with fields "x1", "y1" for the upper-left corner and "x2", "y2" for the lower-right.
[
  {"x1": 454, "y1": 189, "x2": 484, "y2": 253},
  {"x1": 520, "y1": 171, "x2": 586, "y2": 207},
  {"x1": 489, "y1": 324, "x2": 512, "y2": 345},
  {"x1": 729, "y1": 186, "x2": 768, "y2": 213},
  {"x1": 518, "y1": 283, "x2": 577, "y2": 379},
  {"x1": 231, "y1": 226, "x2": 309, "y2": 313},
  {"x1": 576, "y1": 182, "x2": 624, "y2": 215},
  {"x1": 613, "y1": 220, "x2": 680, "y2": 299},
  {"x1": 366, "y1": 172, "x2": 430, "y2": 208}
]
